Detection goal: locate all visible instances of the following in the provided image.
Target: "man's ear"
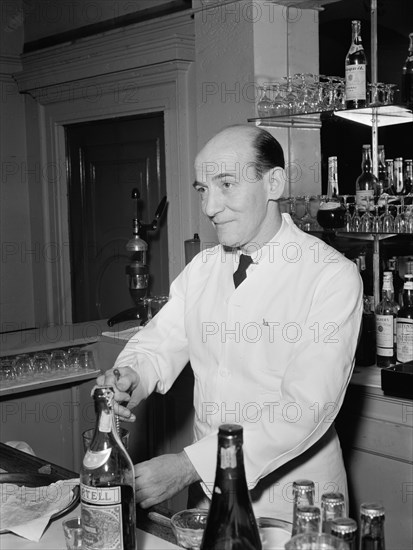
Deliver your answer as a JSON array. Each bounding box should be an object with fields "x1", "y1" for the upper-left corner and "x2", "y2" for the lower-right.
[{"x1": 265, "y1": 167, "x2": 286, "y2": 200}]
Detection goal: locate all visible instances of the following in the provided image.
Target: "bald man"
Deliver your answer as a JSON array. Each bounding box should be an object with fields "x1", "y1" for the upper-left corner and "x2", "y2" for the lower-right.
[{"x1": 98, "y1": 125, "x2": 363, "y2": 519}]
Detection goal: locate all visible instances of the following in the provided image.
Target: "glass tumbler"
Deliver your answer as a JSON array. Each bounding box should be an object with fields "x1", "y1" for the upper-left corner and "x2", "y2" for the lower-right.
[
  {"x1": 13, "y1": 354, "x2": 34, "y2": 379},
  {"x1": 32, "y1": 352, "x2": 50, "y2": 378},
  {"x1": 50, "y1": 349, "x2": 68, "y2": 373}
]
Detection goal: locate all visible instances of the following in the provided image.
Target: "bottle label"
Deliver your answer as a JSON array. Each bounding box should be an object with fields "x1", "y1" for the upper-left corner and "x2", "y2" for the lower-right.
[
  {"x1": 356, "y1": 189, "x2": 374, "y2": 209},
  {"x1": 376, "y1": 315, "x2": 394, "y2": 356},
  {"x1": 220, "y1": 446, "x2": 237, "y2": 469},
  {"x1": 345, "y1": 64, "x2": 366, "y2": 100},
  {"x1": 81, "y1": 484, "x2": 124, "y2": 550},
  {"x1": 83, "y1": 448, "x2": 112, "y2": 469},
  {"x1": 98, "y1": 410, "x2": 112, "y2": 433},
  {"x1": 396, "y1": 318, "x2": 413, "y2": 362},
  {"x1": 349, "y1": 44, "x2": 364, "y2": 55}
]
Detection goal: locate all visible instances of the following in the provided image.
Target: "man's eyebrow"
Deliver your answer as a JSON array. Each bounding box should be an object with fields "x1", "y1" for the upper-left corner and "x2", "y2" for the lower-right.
[{"x1": 192, "y1": 180, "x2": 203, "y2": 189}]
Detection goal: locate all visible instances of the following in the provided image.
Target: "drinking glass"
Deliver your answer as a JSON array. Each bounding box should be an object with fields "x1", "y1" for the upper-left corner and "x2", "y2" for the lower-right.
[
  {"x1": 285, "y1": 533, "x2": 349, "y2": 550},
  {"x1": 13, "y1": 354, "x2": 34, "y2": 379},
  {"x1": 50, "y1": 349, "x2": 68, "y2": 373},
  {"x1": 372, "y1": 204, "x2": 381, "y2": 232},
  {"x1": 0, "y1": 359, "x2": 16, "y2": 382},
  {"x1": 77, "y1": 349, "x2": 95, "y2": 370},
  {"x1": 257, "y1": 85, "x2": 273, "y2": 117},
  {"x1": 393, "y1": 204, "x2": 405, "y2": 233},
  {"x1": 351, "y1": 206, "x2": 362, "y2": 232},
  {"x1": 32, "y1": 352, "x2": 50, "y2": 378},
  {"x1": 360, "y1": 198, "x2": 373, "y2": 232},
  {"x1": 405, "y1": 206, "x2": 413, "y2": 233},
  {"x1": 271, "y1": 82, "x2": 288, "y2": 116},
  {"x1": 282, "y1": 76, "x2": 297, "y2": 115},
  {"x1": 340, "y1": 196, "x2": 352, "y2": 232},
  {"x1": 67, "y1": 347, "x2": 82, "y2": 371},
  {"x1": 383, "y1": 83, "x2": 397, "y2": 105},
  {"x1": 380, "y1": 196, "x2": 394, "y2": 233},
  {"x1": 294, "y1": 196, "x2": 307, "y2": 229},
  {"x1": 62, "y1": 516, "x2": 83, "y2": 550}
]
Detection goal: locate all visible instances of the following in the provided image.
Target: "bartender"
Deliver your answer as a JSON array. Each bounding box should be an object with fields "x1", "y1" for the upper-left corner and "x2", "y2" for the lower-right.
[{"x1": 98, "y1": 124, "x2": 363, "y2": 520}]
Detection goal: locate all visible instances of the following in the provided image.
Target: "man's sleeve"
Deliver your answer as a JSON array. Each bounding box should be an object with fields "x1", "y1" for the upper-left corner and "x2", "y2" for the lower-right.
[
  {"x1": 184, "y1": 261, "x2": 363, "y2": 493},
  {"x1": 113, "y1": 269, "x2": 190, "y2": 408}
]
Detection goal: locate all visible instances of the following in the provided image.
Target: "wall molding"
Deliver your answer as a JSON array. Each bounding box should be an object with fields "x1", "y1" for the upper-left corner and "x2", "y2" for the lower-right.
[{"x1": 13, "y1": 12, "x2": 196, "y2": 325}]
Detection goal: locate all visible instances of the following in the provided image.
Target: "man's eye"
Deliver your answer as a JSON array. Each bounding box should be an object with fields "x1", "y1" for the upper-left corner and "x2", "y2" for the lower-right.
[
  {"x1": 222, "y1": 181, "x2": 233, "y2": 189},
  {"x1": 195, "y1": 186, "x2": 206, "y2": 194}
]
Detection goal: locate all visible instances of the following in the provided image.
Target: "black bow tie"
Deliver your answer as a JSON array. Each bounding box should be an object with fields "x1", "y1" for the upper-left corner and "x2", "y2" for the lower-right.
[{"x1": 233, "y1": 254, "x2": 253, "y2": 288}]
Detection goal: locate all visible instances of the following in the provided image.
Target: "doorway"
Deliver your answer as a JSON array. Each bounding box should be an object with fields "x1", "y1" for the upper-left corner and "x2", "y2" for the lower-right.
[{"x1": 65, "y1": 112, "x2": 168, "y2": 323}]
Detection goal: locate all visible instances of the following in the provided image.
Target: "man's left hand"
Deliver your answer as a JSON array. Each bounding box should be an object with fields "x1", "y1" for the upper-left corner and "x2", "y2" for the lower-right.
[{"x1": 134, "y1": 452, "x2": 200, "y2": 508}]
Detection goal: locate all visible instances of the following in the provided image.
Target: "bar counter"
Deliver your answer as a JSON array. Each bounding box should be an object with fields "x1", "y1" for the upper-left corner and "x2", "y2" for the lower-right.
[{"x1": 0, "y1": 441, "x2": 178, "y2": 549}]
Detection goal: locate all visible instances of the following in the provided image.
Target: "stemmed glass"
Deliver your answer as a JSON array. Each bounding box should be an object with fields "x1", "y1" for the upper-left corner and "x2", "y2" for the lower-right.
[
  {"x1": 405, "y1": 206, "x2": 413, "y2": 233},
  {"x1": 340, "y1": 195, "x2": 352, "y2": 232},
  {"x1": 372, "y1": 204, "x2": 381, "y2": 232},
  {"x1": 380, "y1": 195, "x2": 394, "y2": 233},
  {"x1": 271, "y1": 83, "x2": 288, "y2": 116},
  {"x1": 360, "y1": 197, "x2": 373, "y2": 232},
  {"x1": 351, "y1": 205, "x2": 362, "y2": 232},
  {"x1": 282, "y1": 77, "x2": 297, "y2": 115},
  {"x1": 257, "y1": 85, "x2": 273, "y2": 117},
  {"x1": 383, "y1": 84, "x2": 397, "y2": 105},
  {"x1": 301, "y1": 196, "x2": 315, "y2": 231},
  {"x1": 393, "y1": 204, "x2": 405, "y2": 233}
]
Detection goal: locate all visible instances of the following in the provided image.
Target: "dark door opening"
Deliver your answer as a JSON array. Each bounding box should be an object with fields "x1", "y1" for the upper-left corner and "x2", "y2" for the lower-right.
[{"x1": 65, "y1": 112, "x2": 168, "y2": 323}]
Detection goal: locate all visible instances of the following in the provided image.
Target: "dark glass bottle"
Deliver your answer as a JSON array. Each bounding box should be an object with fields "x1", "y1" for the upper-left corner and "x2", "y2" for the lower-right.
[
  {"x1": 375, "y1": 274, "x2": 397, "y2": 367},
  {"x1": 402, "y1": 33, "x2": 413, "y2": 108},
  {"x1": 80, "y1": 386, "x2": 137, "y2": 550},
  {"x1": 360, "y1": 503, "x2": 385, "y2": 550},
  {"x1": 356, "y1": 145, "x2": 377, "y2": 211},
  {"x1": 345, "y1": 20, "x2": 367, "y2": 109},
  {"x1": 321, "y1": 492, "x2": 345, "y2": 534},
  {"x1": 331, "y1": 517, "x2": 358, "y2": 550},
  {"x1": 376, "y1": 146, "x2": 387, "y2": 199},
  {"x1": 200, "y1": 424, "x2": 261, "y2": 550},
  {"x1": 404, "y1": 159, "x2": 413, "y2": 195},
  {"x1": 393, "y1": 158, "x2": 405, "y2": 196},
  {"x1": 396, "y1": 274, "x2": 413, "y2": 363},
  {"x1": 291, "y1": 479, "x2": 315, "y2": 537},
  {"x1": 387, "y1": 257, "x2": 404, "y2": 307}
]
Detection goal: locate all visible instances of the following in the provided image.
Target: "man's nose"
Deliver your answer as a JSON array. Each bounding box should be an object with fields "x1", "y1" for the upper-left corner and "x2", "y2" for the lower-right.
[{"x1": 203, "y1": 188, "x2": 224, "y2": 218}]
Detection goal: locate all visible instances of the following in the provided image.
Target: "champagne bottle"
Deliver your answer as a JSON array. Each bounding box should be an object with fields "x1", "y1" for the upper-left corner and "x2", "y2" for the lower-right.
[
  {"x1": 80, "y1": 386, "x2": 137, "y2": 550},
  {"x1": 385, "y1": 159, "x2": 395, "y2": 195},
  {"x1": 327, "y1": 156, "x2": 339, "y2": 198},
  {"x1": 402, "y1": 32, "x2": 413, "y2": 108},
  {"x1": 377, "y1": 145, "x2": 387, "y2": 197},
  {"x1": 360, "y1": 503, "x2": 386, "y2": 550},
  {"x1": 356, "y1": 145, "x2": 377, "y2": 210},
  {"x1": 404, "y1": 159, "x2": 413, "y2": 195},
  {"x1": 345, "y1": 20, "x2": 367, "y2": 109},
  {"x1": 200, "y1": 424, "x2": 261, "y2": 550},
  {"x1": 375, "y1": 274, "x2": 397, "y2": 367},
  {"x1": 393, "y1": 157, "x2": 405, "y2": 195},
  {"x1": 396, "y1": 274, "x2": 413, "y2": 363}
]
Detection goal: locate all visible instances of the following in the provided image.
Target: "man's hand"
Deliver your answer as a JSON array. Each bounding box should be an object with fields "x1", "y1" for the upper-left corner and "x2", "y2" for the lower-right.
[
  {"x1": 134, "y1": 452, "x2": 201, "y2": 509},
  {"x1": 96, "y1": 366, "x2": 139, "y2": 422}
]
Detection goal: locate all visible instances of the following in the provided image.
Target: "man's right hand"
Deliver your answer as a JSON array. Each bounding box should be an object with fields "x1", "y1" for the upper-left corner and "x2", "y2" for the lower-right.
[{"x1": 96, "y1": 366, "x2": 139, "y2": 422}]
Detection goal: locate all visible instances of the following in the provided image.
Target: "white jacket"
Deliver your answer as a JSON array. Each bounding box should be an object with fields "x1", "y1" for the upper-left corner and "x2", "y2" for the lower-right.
[{"x1": 114, "y1": 214, "x2": 363, "y2": 519}]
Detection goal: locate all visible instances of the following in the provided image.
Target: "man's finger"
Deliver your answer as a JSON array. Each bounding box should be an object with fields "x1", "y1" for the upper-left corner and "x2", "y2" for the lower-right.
[{"x1": 114, "y1": 403, "x2": 136, "y2": 422}]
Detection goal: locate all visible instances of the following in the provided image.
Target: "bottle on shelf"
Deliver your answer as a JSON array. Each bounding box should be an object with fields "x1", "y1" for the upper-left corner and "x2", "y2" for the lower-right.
[
  {"x1": 356, "y1": 145, "x2": 377, "y2": 210},
  {"x1": 345, "y1": 20, "x2": 367, "y2": 109},
  {"x1": 320, "y1": 492, "x2": 345, "y2": 534},
  {"x1": 393, "y1": 157, "x2": 405, "y2": 196},
  {"x1": 387, "y1": 257, "x2": 404, "y2": 307},
  {"x1": 291, "y1": 479, "x2": 315, "y2": 537},
  {"x1": 200, "y1": 424, "x2": 262, "y2": 550},
  {"x1": 331, "y1": 518, "x2": 358, "y2": 550},
  {"x1": 359, "y1": 503, "x2": 386, "y2": 550},
  {"x1": 404, "y1": 159, "x2": 413, "y2": 195},
  {"x1": 401, "y1": 32, "x2": 413, "y2": 108},
  {"x1": 385, "y1": 159, "x2": 395, "y2": 196},
  {"x1": 355, "y1": 294, "x2": 376, "y2": 367},
  {"x1": 184, "y1": 233, "x2": 201, "y2": 264},
  {"x1": 377, "y1": 145, "x2": 388, "y2": 198},
  {"x1": 375, "y1": 273, "x2": 397, "y2": 367},
  {"x1": 327, "y1": 156, "x2": 339, "y2": 198},
  {"x1": 80, "y1": 386, "x2": 137, "y2": 550},
  {"x1": 396, "y1": 274, "x2": 413, "y2": 364}
]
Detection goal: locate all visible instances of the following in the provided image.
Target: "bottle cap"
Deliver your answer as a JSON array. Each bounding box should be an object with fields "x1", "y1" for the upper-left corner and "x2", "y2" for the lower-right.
[
  {"x1": 321, "y1": 492, "x2": 345, "y2": 506},
  {"x1": 296, "y1": 506, "x2": 320, "y2": 520},
  {"x1": 331, "y1": 518, "x2": 358, "y2": 535},
  {"x1": 293, "y1": 479, "x2": 315, "y2": 490},
  {"x1": 360, "y1": 502, "x2": 385, "y2": 518},
  {"x1": 218, "y1": 424, "x2": 243, "y2": 436}
]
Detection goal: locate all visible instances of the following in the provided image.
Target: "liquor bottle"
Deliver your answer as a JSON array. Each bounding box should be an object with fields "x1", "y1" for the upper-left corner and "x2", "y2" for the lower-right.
[
  {"x1": 294, "y1": 506, "x2": 321, "y2": 536},
  {"x1": 375, "y1": 274, "x2": 397, "y2": 367},
  {"x1": 331, "y1": 518, "x2": 358, "y2": 550},
  {"x1": 387, "y1": 257, "x2": 404, "y2": 307},
  {"x1": 80, "y1": 386, "x2": 137, "y2": 550},
  {"x1": 291, "y1": 479, "x2": 315, "y2": 537},
  {"x1": 321, "y1": 492, "x2": 345, "y2": 534},
  {"x1": 200, "y1": 424, "x2": 262, "y2": 550},
  {"x1": 396, "y1": 274, "x2": 413, "y2": 363},
  {"x1": 327, "y1": 156, "x2": 339, "y2": 198},
  {"x1": 404, "y1": 159, "x2": 413, "y2": 195},
  {"x1": 401, "y1": 33, "x2": 413, "y2": 108},
  {"x1": 385, "y1": 159, "x2": 395, "y2": 195},
  {"x1": 377, "y1": 145, "x2": 387, "y2": 198},
  {"x1": 359, "y1": 252, "x2": 374, "y2": 308},
  {"x1": 345, "y1": 20, "x2": 367, "y2": 109},
  {"x1": 359, "y1": 503, "x2": 385, "y2": 550},
  {"x1": 356, "y1": 145, "x2": 377, "y2": 210},
  {"x1": 393, "y1": 157, "x2": 405, "y2": 195},
  {"x1": 355, "y1": 295, "x2": 376, "y2": 367}
]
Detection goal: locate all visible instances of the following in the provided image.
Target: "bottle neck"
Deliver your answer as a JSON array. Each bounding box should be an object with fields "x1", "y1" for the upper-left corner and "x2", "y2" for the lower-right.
[
  {"x1": 360, "y1": 515, "x2": 385, "y2": 547},
  {"x1": 352, "y1": 23, "x2": 362, "y2": 44},
  {"x1": 362, "y1": 150, "x2": 373, "y2": 173},
  {"x1": 214, "y1": 434, "x2": 247, "y2": 490},
  {"x1": 402, "y1": 288, "x2": 413, "y2": 307}
]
